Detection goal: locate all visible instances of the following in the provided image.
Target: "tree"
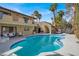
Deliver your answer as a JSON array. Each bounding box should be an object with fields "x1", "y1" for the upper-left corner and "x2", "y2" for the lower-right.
[
  {"x1": 33, "y1": 10, "x2": 42, "y2": 22},
  {"x1": 38, "y1": 14, "x2": 42, "y2": 22},
  {"x1": 58, "y1": 10, "x2": 64, "y2": 18},
  {"x1": 55, "y1": 10, "x2": 64, "y2": 29},
  {"x1": 66, "y1": 3, "x2": 79, "y2": 38},
  {"x1": 49, "y1": 3, "x2": 58, "y2": 23},
  {"x1": 73, "y1": 4, "x2": 79, "y2": 38}
]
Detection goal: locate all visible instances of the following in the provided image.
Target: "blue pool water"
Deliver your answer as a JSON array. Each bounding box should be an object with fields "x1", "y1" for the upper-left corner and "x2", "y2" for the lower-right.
[{"x1": 11, "y1": 34, "x2": 63, "y2": 56}]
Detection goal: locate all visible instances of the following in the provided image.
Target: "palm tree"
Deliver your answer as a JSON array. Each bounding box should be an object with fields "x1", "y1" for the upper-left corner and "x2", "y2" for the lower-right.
[
  {"x1": 38, "y1": 14, "x2": 42, "y2": 22},
  {"x1": 66, "y1": 3, "x2": 72, "y2": 12},
  {"x1": 53, "y1": 10, "x2": 64, "y2": 33},
  {"x1": 58, "y1": 10, "x2": 64, "y2": 18},
  {"x1": 72, "y1": 4, "x2": 79, "y2": 38},
  {"x1": 49, "y1": 3, "x2": 58, "y2": 23},
  {"x1": 66, "y1": 3, "x2": 79, "y2": 38},
  {"x1": 33, "y1": 10, "x2": 42, "y2": 22},
  {"x1": 32, "y1": 10, "x2": 42, "y2": 33}
]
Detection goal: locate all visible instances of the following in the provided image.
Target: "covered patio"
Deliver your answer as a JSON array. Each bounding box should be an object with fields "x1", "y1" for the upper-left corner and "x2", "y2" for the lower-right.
[{"x1": 0, "y1": 22, "x2": 34, "y2": 37}]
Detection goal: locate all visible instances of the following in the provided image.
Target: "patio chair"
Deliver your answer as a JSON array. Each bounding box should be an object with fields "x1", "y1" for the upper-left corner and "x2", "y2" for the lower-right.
[
  {"x1": 8, "y1": 33, "x2": 14, "y2": 38},
  {"x1": 3, "y1": 33, "x2": 8, "y2": 37},
  {"x1": 17, "y1": 32, "x2": 23, "y2": 36}
]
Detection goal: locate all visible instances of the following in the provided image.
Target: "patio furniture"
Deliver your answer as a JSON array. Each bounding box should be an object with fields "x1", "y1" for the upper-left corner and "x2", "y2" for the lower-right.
[
  {"x1": 2, "y1": 33, "x2": 8, "y2": 37},
  {"x1": 8, "y1": 33, "x2": 15, "y2": 38},
  {"x1": 17, "y1": 32, "x2": 23, "y2": 36}
]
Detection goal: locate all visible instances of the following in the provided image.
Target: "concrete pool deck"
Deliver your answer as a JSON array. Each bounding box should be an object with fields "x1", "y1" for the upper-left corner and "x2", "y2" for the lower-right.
[
  {"x1": 0, "y1": 34, "x2": 79, "y2": 56},
  {"x1": 0, "y1": 36, "x2": 25, "y2": 55},
  {"x1": 39, "y1": 34, "x2": 79, "y2": 56}
]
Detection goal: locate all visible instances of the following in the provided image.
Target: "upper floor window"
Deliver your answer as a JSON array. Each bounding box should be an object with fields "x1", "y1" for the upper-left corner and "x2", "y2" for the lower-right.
[
  {"x1": 0, "y1": 12, "x2": 3, "y2": 19},
  {"x1": 13, "y1": 16, "x2": 18, "y2": 21},
  {"x1": 24, "y1": 17, "x2": 29, "y2": 23},
  {"x1": 0, "y1": 11, "x2": 11, "y2": 19}
]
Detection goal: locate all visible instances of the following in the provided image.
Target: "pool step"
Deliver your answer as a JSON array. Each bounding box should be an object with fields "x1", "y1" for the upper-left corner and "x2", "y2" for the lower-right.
[{"x1": 1, "y1": 46, "x2": 23, "y2": 56}]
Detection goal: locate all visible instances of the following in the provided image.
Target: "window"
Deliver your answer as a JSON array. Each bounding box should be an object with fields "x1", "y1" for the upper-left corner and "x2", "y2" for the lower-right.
[
  {"x1": 24, "y1": 26, "x2": 29, "y2": 31},
  {"x1": 0, "y1": 11, "x2": 11, "y2": 19},
  {"x1": 13, "y1": 16, "x2": 18, "y2": 21},
  {"x1": 0, "y1": 12, "x2": 3, "y2": 19},
  {"x1": 24, "y1": 17, "x2": 29, "y2": 23}
]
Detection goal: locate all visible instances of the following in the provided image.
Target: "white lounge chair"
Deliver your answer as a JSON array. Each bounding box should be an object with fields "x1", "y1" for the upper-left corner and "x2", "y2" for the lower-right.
[{"x1": 18, "y1": 32, "x2": 23, "y2": 36}]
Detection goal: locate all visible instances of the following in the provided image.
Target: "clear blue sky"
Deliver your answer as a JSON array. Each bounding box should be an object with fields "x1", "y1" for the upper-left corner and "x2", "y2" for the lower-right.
[{"x1": 0, "y1": 3, "x2": 66, "y2": 22}]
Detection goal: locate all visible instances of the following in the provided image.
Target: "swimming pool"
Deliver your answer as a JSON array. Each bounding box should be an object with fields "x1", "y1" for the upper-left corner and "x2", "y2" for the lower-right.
[{"x1": 11, "y1": 34, "x2": 63, "y2": 56}]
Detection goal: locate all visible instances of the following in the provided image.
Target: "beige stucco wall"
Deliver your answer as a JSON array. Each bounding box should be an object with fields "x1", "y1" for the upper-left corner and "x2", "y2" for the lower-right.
[
  {"x1": 23, "y1": 26, "x2": 34, "y2": 35},
  {"x1": 28, "y1": 20, "x2": 32, "y2": 24},
  {"x1": 0, "y1": 8, "x2": 26, "y2": 24},
  {"x1": 0, "y1": 24, "x2": 35, "y2": 36},
  {"x1": 16, "y1": 25, "x2": 35, "y2": 35},
  {"x1": 0, "y1": 14, "x2": 25, "y2": 24},
  {"x1": 0, "y1": 8, "x2": 36, "y2": 36},
  {"x1": 39, "y1": 23, "x2": 46, "y2": 32},
  {"x1": 0, "y1": 8, "x2": 35, "y2": 25},
  {"x1": 16, "y1": 25, "x2": 24, "y2": 35},
  {"x1": 39, "y1": 22, "x2": 51, "y2": 33}
]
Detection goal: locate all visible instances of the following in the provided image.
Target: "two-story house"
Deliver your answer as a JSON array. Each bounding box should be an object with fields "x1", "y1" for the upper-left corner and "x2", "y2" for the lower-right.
[{"x1": 0, "y1": 6, "x2": 36, "y2": 37}]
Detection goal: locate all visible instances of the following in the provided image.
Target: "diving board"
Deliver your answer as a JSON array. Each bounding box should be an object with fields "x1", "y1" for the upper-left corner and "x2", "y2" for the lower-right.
[{"x1": 1, "y1": 46, "x2": 23, "y2": 56}]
